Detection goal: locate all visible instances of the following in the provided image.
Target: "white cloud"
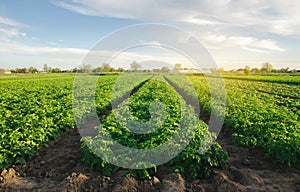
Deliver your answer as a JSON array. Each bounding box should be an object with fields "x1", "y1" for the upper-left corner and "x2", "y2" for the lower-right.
[
  {"x1": 183, "y1": 17, "x2": 224, "y2": 25},
  {"x1": 0, "y1": 37, "x2": 195, "y2": 69},
  {"x1": 242, "y1": 46, "x2": 269, "y2": 53},
  {"x1": 108, "y1": 50, "x2": 194, "y2": 69},
  {"x1": 52, "y1": 0, "x2": 300, "y2": 36},
  {"x1": 0, "y1": 27, "x2": 26, "y2": 39},
  {"x1": 0, "y1": 16, "x2": 28, "y2": 41},
  {"x1": 0, "y1": 15, "x2": 88, "y2": 68},
  {"x1": 0, "y1": 16, "x2": 28, "y2": 28},
  {"x1": 45, "y1": 41, "x2": 58, "y2": 46},
  {"x1": 80, "y1": 45, "x2": 198, "y2": 69},
  {"x1": 202, "y1": 33, "x2": 285, "y2": 53},
  {"x1": 0, "y1": 40, "x2": 89, "y2": 69},
  {"x1": 2, "y1": 44, "x2": 88, "y2": 55},
  {"x1": 0, "y1": 16, "x2": 86, "y2": 68}
]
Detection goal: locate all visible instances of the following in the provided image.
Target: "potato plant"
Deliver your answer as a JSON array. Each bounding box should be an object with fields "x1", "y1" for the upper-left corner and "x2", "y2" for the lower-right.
[{"x1": 80, "y1": 75, "x2": 227, "y2": 180}]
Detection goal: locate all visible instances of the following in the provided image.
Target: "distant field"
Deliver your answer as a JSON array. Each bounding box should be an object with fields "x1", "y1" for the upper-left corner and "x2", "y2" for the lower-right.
[
  {"x1": 222, "y1": 74, "x2": 300, "y2": 84},
  {"x1": 0, "y1": 73, "x2": 75, "y2": 80}
]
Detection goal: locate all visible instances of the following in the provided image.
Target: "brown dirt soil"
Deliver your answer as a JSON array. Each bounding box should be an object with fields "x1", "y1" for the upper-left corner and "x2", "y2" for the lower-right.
[{"x1": 1, "y1": 127, "x2": 300, "y2": 192}]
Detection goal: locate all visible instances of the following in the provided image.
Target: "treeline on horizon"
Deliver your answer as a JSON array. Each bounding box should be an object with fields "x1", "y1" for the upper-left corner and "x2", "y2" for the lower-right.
[{"x1": 1, "y1": 62, "x2": 299, "y2": 74}]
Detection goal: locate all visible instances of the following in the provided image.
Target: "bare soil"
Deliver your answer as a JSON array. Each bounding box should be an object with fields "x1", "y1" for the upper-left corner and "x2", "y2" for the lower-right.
[{"x1": 1, "y1": 127, "x2": 299, "y2": 192}]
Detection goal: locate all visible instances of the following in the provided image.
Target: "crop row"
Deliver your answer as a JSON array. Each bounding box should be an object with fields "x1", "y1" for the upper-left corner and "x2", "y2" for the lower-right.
[
  {"x1": 223, "y1": 79, "x2": 300, "y2": 117},
  {"x1": 0, "y1": 76, "x2": 75, "y2": 167},
  {"x1": 165, "y1": 74, "x2": 300, "y2": 168},
  {"x1": 0, "y1": 73, "x2": 161, "y2": 169},
  {"x1": 222, "y1": 74, "x2": 300, "y2": 85},
  {"x1": 80, "y1": 75, "x2": 227, "y2": 180}
]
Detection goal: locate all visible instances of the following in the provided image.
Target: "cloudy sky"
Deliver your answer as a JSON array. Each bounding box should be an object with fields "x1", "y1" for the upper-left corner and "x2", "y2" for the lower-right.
[{"x1": 0, "y1": 0, "x2": 299, "y2": 70}]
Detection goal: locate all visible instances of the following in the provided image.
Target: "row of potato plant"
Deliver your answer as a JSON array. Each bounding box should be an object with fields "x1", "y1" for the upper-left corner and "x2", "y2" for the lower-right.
[
  {"x1": 165, "y1": 74, "x2": 299, "y2": 169},
  {"x1": 80, "y1": 75, "x2": 227, "y2": 180}
]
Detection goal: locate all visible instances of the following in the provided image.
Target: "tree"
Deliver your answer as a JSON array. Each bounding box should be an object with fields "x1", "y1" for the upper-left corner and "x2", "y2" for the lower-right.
[
  {"x1": 261, "y1": 62, "x2": 273, "y2": 73},
  {"x1": 116, "y1": 67, "x2": 125, "y2": 72},
  {"x1": 218, "y1": 67, "x2": 225, "y2": 73},
  {"x1": 161, "y1": 66, "x2": 170, "y2": 72},
  {"x1": 72, "y1": 67, "x2": 79, "y2": 73},
  {"x1": 29, "y1": 67, "x2": 38, "y2": 73},
  {"x1": 251, "y1": 67, "x2": 260, "y2": 74},
  {"x1": 173, "y1": 63, "x2": 182, "y2": 71},
  {"x1": 15, "y1": 68, "x2": 29, "y2": 73},
  {"x1": 43, "y1": 64, "x2": 48, "y2": 72},
  {"x1": 210, "y1": 68, "x2": 217, "y2": 73},
  {"x1": 94, "y1": 67, "x2": 102, "y2": 73},
  {"x1": 290, "y1": 69, "x2": 297, "y2": 73},
  {"x1": 244, "y1": 65, "x2": 251, "y2": 75},
  {"x1": 52, "y1": 68, "x2": 61, "y2": 73},
  {"x1": 280, "y1": 67, "x2": 289, "y2": 73},
  {"x1": 102, "y1": 63, "x2": 113, "y2": 72},
  {"x1": 80, "y1": 64, "x2": 92, "y2": 73},
  {"x1": 130, "y1": 61, "x2": 141, "y2": 72}
]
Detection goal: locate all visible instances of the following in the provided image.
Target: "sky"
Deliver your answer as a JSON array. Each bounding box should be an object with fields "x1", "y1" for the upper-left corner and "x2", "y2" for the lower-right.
[{"x1": 0, "y1": 0, "x2": 299, "y2": 70}]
